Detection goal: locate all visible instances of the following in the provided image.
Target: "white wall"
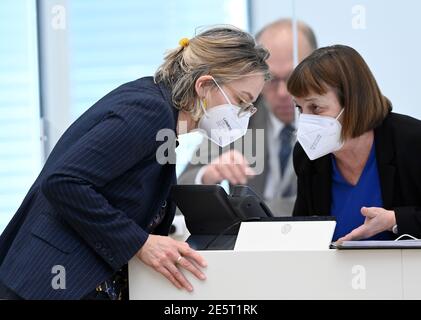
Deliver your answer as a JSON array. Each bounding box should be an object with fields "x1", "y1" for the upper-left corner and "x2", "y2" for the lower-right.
[
  {"x1": 250, "y1": 0, "x2": 293, "y2": 32},
  {"x1": 251, "y1": 0, "x2": 421, "y2": 120}
]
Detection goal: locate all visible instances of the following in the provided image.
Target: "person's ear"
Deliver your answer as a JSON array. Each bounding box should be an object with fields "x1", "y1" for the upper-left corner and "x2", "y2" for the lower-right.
[{"x1": 195, "y1": 75, "x2": 214, "y2": 99}]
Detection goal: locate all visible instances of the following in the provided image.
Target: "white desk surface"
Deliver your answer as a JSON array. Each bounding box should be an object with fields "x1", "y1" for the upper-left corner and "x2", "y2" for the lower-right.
[{"x1": 129, "y1": 249, "x2": 421, "y2": 300}]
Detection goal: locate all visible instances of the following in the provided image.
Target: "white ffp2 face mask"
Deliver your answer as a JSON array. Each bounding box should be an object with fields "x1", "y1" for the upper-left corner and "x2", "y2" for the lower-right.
[
  {"x1": 197, "y1": 78, "x2": 251, "y2": 148},
  {"x1": 297, "y1": 109, "x2": 345, "y2": 160}
]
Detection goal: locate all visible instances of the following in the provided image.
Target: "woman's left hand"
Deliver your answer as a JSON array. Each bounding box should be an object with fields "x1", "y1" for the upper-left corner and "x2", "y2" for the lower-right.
[
  {"x1": 336, "y1": 207, "x2": 396, "y2": 243},
  {"x1": 136, "y1": 235, "x2": 207, "y2": 292}
]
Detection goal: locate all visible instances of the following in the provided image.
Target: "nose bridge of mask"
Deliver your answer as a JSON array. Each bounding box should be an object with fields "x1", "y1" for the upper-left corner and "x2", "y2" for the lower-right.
[{"x1": 299, "y1": 108, "x2": 344, "y2": 123}]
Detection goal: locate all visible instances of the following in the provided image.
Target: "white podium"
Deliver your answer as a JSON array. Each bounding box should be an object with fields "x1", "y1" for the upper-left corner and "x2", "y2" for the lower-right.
[{"x1": 129, "y1": 249, "x2": 421, "y2": 300}]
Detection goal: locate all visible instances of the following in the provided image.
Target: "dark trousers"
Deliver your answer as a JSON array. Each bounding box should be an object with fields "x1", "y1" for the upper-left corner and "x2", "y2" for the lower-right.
[{"x1": 0, "y1": 281, "x2": 110, "y2": 300}]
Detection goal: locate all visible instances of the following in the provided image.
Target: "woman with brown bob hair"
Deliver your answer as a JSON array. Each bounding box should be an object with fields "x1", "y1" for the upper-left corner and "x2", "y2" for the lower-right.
[{"x1": 288, "y1": 45, "x2": 421, "y2": 243}]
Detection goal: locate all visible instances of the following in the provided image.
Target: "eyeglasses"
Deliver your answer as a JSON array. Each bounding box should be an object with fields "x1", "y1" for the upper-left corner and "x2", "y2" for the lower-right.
[
  {"x1": 223, "y1": 83, "x2": 257, "y2": 117},
  {"x1": 265, "y1": 75, "x2": 290, "y2": 91}
]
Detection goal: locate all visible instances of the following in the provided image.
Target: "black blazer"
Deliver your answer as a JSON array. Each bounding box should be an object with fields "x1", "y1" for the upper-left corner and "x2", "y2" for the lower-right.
[
  {"x1": 0, "y1": 77, "x2": 179, "y2": 299},
  {"x1": 292, "y1": 112, "x2": 421, "y2": 238}
]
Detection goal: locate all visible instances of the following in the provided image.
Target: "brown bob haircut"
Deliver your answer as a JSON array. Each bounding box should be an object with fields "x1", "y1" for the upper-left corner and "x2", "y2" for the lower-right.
[{"x1": 287, "y1": 45, "x2": 392, "y2": 140}]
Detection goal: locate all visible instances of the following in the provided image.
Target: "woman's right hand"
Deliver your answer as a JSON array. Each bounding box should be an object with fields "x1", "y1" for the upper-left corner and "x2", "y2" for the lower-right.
[
  {"x1": 202, "y1": 150, "x2": 255, "y2": 185},
  {"x1": 136, "y1": 234, "x2": 207, "y2": 292}
]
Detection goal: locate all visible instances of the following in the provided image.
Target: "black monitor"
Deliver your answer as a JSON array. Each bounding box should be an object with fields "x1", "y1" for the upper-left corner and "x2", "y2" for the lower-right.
[{"x1": 171, "y1": 184, "x2": 272, "y2": 236}]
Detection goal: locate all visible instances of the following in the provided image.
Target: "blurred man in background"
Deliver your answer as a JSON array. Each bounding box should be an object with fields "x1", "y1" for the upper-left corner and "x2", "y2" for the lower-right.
[{"x1": 178, "y1": 19, "x2": 317, "y2": 215}]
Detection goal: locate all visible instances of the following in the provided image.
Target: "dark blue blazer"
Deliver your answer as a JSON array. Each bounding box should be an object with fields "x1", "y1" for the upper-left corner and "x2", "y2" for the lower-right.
[{"x1": 0, "y1": 77, "x2": 179, "y2": 299}]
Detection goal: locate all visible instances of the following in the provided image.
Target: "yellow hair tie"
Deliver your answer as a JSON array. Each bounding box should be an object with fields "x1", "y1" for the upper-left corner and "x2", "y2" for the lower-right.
[{"x1": 179, "y1": 37, "x2": 190, "y2": 48}]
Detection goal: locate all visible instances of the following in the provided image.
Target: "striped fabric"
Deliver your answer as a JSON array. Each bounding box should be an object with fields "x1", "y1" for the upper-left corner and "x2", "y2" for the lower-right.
[{"x1": 0, "y1": 77, "x2": 178, "y2": 299}]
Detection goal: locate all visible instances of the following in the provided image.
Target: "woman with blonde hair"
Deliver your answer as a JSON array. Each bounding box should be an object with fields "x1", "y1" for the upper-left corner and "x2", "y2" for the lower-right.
[{"x1": 0, "y1": 26, "x2": 270, "y2": 300}]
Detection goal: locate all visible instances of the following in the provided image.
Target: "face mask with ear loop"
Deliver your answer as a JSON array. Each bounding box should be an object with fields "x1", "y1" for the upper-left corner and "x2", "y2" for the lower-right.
[
  {"x1": 197, "y1": 77, "x2": 251, "y2": 148},
  {"x1": 296, "y1": 108, "x2": 345, "y2": 160}
]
